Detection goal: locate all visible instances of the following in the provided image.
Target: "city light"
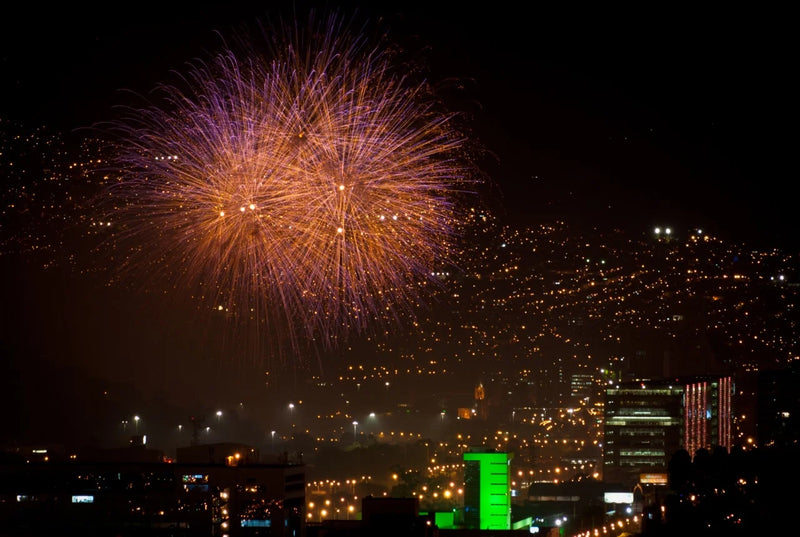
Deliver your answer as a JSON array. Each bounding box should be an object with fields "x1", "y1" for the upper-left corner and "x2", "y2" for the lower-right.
[{"x1": 1, "y1": 4, "x2": 795, "y2": 537}]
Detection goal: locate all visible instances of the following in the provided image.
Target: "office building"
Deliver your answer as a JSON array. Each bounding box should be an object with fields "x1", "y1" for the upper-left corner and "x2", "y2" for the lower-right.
[
  {"x1": 0, "y1": 443, "x2": 305, "y2": 536},
  {"x1": 603, "y1": 376, "x2": 733, "y2": 486},
  {"x1": 462, "y1": 447, "x2": 512, "y2": 530}
]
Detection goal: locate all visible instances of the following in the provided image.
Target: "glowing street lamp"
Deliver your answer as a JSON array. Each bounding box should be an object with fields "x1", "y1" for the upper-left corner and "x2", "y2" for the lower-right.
[
  {"x1": 133, "y1": 415, "x2": 140, "y2": 433},
  {"x1": 352, "y1": 421, "x2": 358, "y2": 443}
]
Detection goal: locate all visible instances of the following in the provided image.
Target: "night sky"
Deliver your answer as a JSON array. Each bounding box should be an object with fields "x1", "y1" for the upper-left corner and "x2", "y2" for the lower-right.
[
  {"x1": 0, "y1": 2, "x2": 796, "y2": 446},
  {"x1": 1, "y1": 2, "x2": 794, "y2": 246}
]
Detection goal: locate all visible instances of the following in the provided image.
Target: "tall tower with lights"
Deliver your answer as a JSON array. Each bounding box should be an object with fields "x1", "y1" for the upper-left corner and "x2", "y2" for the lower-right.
[
  {"x1": 462, "y1": 447, "x2": 512, "y2": 530},
  {"x1": 474, "y1": 382, "x2": 488, "y2": 420}
]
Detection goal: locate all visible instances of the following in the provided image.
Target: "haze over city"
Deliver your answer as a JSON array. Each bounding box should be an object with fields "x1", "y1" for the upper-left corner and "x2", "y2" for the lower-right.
[{"x1": 1, "y1": 0, "x2": 795, "y2": 468}]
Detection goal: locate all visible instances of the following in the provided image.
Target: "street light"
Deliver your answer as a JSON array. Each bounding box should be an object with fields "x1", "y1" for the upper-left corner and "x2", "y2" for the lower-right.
[
  {"x1": 289, "y1": 403, "x2": 295, "y2": 429},
  {"x1": 216, "y1": 410, "x2": 222, "y2": 424},
  {"x1": 134, "y1": 415, "x2": 140, "y2": 433},
  {"x1": 352, "y1": 421, "x2": 358, "y2": 443},
  {"x1": 271, "y1": 430, "x2": 276, "y2": 452}
]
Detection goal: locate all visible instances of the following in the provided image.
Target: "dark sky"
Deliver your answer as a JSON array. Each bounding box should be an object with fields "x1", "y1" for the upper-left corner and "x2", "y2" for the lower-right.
[
  {"x1": 1, "y1": 1, "x2": 795, "y2": 248},
  {"x1": 0, "y1": 1, "x2": 796, "y2": 447}
]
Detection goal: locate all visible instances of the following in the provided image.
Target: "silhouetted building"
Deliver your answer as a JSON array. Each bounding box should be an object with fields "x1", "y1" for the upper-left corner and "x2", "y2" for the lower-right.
[
  {"x1": 603, "y1": 375, "x2": 733, "y2": 487},
  {"x1": 177, "y1": 442, "x2": 260, "y2": 465},
  {"x1": 756, "y1": 360, "x2": 800, "y2": 447},
  {"x1": 0, "y1": 443, "x2": 304, "y2": 536},
  {"x1": 307, "y1": 496, "x2": 434, "y2": 537},
  {"x1": 525, "y1": 480, "x2": 631, "y2": 531}
]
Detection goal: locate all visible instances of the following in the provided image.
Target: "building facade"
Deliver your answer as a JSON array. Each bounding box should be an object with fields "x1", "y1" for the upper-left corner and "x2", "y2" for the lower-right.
[
  {"x1": 462, "y1": 447, "x2": 512, "y2": 530},
  {"x1": 602, "y1": 376, "x2": 733, "y2": 486},
  {"x1": 757, "y1": 360, "x2": 800, "y2": 447},
  {"x1": 0, "y1": 444, "x2": 305, "y2": 536}
]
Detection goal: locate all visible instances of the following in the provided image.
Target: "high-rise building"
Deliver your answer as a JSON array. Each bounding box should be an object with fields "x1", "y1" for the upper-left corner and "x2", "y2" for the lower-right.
[
  {"x1": 603, "y1": 376, "x2": 733, "y2": 486},
  {"x1": 462, "y1": 447, "x2": 512, "y2": 530},
  {"x1": 570, "y1": 372, "x2": 604, "y2": 404},
  {"x1": 474, "y1": 382, "x2": 488, "y2": 420},
  {"x1": 757, "y1": 360, "x2": 800, "y2": 447}
]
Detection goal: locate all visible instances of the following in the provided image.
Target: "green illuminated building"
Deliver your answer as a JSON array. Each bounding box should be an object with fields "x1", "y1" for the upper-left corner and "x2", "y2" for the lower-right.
[{"x1": 462, "y1": 447, "x2": 512, "y2": 530}]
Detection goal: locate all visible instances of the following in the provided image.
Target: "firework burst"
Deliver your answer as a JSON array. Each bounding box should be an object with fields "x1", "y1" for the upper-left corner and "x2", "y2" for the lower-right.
[{"x1": 93, "y1": 11, "x2": 480, "y2": 366}]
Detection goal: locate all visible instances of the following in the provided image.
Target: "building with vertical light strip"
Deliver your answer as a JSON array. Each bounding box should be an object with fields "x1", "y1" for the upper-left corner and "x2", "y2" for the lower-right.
[
  {"x1": 462, "y1": 447, "x2": 512, "y2": 530},
  {"x1": 603, "y1": 376, "x2": 733, "y2": 487},
  {"x1": 683, "y1": 376, "x2": 733, "y2": 456}
]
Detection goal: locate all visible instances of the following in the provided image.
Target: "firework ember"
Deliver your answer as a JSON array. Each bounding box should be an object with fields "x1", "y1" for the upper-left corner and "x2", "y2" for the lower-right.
[{"x1": 94, "y1": 11, "x2": 479, "y2": 364}]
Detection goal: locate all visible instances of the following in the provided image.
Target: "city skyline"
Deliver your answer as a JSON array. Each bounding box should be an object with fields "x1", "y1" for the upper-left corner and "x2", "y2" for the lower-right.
[
  {"x1": 1, "y1": 2, "x2": 797, "y2": 452},
  {"x1": 2, "y1": 198, "x2": 797, "y2": 450}
]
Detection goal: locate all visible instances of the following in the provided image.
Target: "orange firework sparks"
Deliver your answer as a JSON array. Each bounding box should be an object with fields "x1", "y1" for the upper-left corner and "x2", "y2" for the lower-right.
[{"x1": 92, "y1": 10, "x2": 481, "y2": 367}]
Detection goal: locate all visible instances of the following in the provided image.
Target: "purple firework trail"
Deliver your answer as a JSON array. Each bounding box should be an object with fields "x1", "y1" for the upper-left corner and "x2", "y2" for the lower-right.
[{"x1": 94, "y1": 11, "x2": 481, "y2": 367}]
